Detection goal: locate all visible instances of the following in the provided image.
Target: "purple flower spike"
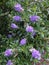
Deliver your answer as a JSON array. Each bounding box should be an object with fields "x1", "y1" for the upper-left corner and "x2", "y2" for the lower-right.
[
  {"x1": 11, "y1": 23, "x2": 18, "y2": 29},
  {"x1": 13, "y1": 16, "x2": 21, "y2": 21},
  {"x1": 20, "y1": 38, "x2": 27, "y2": 45},
  {"x1": 4, "y1": 49, "x2": 13, "y2": 57},
  {"x1": 26, "y1": 25, "x2": 34, "y2": 33},
  {"x1": 7, "y1": 34, "x2": 12, "y2": 38},
  {"x1": 14, "y1": 3, "x2": 24, "y2": 12},
  {"x1": 30, "y1": 15, "x2": 40, "y2": 22},
  {"x1": 6, "y1": 60, "x2": 13, "y2": 65},
  {"x1": 32, "y1": 48, "x2": 41, "y2": 60}
]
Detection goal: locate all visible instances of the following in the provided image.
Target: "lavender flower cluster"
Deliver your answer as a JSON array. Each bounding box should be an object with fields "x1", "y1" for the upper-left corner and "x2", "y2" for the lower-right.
[
  {"x1": 5, "y1": 3, "x2": 41, "y2": 65},
  {"x1": 29, "y1": 48, "x2": 41, "y2": 60},
  {"x1": 6, "y1": 60, "x2": 13, "y2": 65}
]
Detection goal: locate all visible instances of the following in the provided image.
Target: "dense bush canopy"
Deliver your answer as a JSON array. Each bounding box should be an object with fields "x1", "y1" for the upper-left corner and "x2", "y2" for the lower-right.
[{"x1": 0, "y1": 0, "x2": 49, "y2": 65}]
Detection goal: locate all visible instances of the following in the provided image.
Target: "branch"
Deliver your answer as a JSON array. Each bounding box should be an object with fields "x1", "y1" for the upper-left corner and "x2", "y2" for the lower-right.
[{"x1": 0, "y1": 12, "x2": 9, "y2": 17}]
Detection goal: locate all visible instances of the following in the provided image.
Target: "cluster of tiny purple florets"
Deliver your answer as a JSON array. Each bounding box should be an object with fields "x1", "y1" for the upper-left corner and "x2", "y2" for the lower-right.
[{"x1": 6, "y1": 60, "x2": 13, "y2": 65}]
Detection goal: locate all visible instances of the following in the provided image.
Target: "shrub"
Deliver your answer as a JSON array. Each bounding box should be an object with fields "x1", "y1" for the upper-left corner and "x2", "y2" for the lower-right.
[{"x1": 0, "y1": 0, "x2": 49, "y2": 65}]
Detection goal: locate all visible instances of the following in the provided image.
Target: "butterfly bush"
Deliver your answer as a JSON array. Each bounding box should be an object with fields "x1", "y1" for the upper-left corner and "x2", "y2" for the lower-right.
[
  {"x1": 11, "y1": 23, "x2": 18, "y2": 29},
  {"x1": 30, "y1": 15, "x2": 40, "y2": 22},
  {"x1": 26, "y1": 25, "x2": 34, "y2": 33},
  {"x1": 6, "y1": 60, "x2": 13, "y2": 65},
  {"x1": 13, "y1": 16, "x2": 21, "y2": 22},
  {"x1": 32, "y1": 48, "x2": 41, "y2": 60},
  {"x1": 4, "y1": 49, "x2": 13, "y2": 57},
  {"x1": 0, "y1": 0, "x2": 49, "y2": 65},
  {"x1": 20, "y1": 38, "x2": 27, "y2": 45},
  {"x1": 14, "y1": 3, "x2": 24, "y2": 12},
  {"x1": 7, "y1": 34, "x2": 12, "y2": 38},
  {"x1": 29, "y1": 48, "x2": 41, "y2": 60}
]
